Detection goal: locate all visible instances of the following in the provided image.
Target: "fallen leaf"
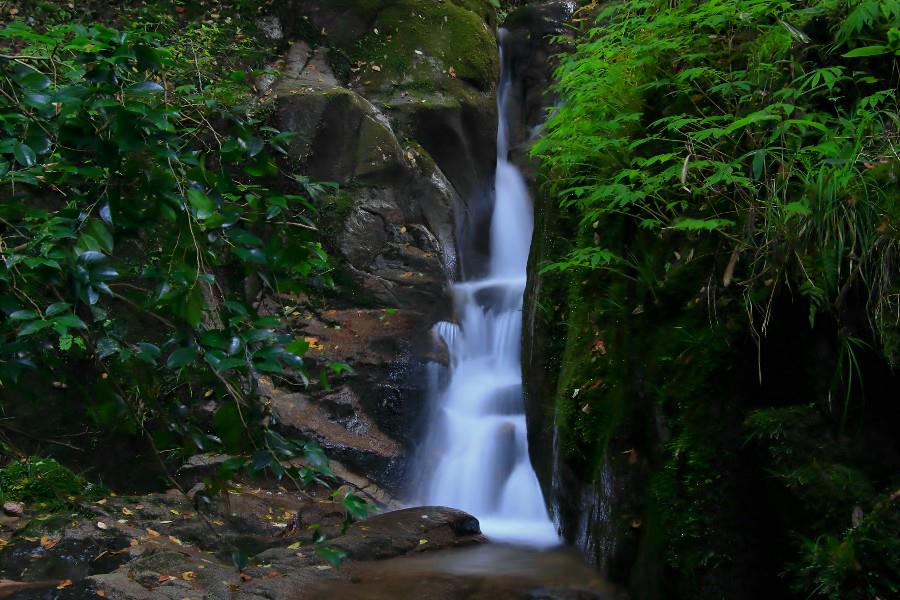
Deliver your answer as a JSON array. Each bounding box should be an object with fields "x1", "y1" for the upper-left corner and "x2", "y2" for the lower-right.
[
  {"x1": 97, "y1": 591, "x2": 106, "y2": 597},
  {"x1": 57, "y1": 580, "x2": 73, "y2": 590},
  {"x1": 40, "y1": 534, "x2": 60, "y2": 549},
  {"x1": 158, "y1": 574, "x2": 175, "y2": 583},
  {"x1": 181, "y1": 571, "x2": 196, "y2": 581},
  {"x1": 96, "y1": 521, "x2": 109, "y2": 530},
  {"x1": 418, "y1": 539, "x2": 428, "y2": 545},
  {"x1": 121, "y1": 507, "x2": 134, "y2": 516},
  {"x1": 448, "y1": 66, "x2": 457, "y2": 78},
  {"x1": 96, "y1": 498, "x2": 107, "y2": 505},
  {"x1": 371, "y1": 65, "x2": 382, "y2": 72},
  {"x1": 239, "y1": 573, "x2": 253, "y2": 582},
  {"x1": 168, "y1": 535, "x2": 184, "y2": 546},
  {"x1": 146, "y1": 528, "x2": 160, "y2": 537}
]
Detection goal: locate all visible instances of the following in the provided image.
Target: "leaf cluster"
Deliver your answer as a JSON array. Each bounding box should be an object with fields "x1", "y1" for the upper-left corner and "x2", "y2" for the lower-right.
[{"x1": 0, "y1": 20, "x2": 352, "y2": 511}]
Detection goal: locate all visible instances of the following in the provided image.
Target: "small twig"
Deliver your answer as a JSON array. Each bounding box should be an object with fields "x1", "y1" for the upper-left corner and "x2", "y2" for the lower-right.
[
  {"x1": 0, "y1": 53, "x2": 53, "y2": 61},
  {"x1": 0, "y1": 423, "x2": 84, "y2": 451}
]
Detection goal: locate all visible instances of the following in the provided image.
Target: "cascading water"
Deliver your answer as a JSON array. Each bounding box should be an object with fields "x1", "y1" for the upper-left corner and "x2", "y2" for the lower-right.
[{"x1": 417, "y1": 30, "x2": 559, "y2": 547}]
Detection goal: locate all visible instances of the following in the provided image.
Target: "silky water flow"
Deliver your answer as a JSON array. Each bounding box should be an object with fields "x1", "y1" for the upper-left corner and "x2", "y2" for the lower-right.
[{"x1": 417, "y1": 30, "x2": 559, "y2": 547}]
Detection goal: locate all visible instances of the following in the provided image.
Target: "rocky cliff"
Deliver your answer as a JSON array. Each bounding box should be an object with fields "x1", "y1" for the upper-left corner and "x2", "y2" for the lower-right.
[{"x1": 257, "y1": 0, "x2": 501, "y2": 495}]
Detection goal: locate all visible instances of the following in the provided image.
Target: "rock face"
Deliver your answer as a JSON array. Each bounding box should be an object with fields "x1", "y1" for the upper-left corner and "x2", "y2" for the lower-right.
[{"x1": 250, "y1": 1, "x2": 500, "y2": 495}]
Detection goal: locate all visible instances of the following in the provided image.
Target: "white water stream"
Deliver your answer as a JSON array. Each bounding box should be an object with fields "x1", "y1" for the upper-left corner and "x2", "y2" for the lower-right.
[{"x1": 418, "y1": 32, "x2": 559, "y2": 547}]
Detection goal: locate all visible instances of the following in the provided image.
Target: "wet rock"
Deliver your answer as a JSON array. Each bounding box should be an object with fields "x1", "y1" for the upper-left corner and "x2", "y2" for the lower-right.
[
  {"x1": 175, "y1": 453, "x2": 231, "y2": 488},
  {"x1": 2, "y1": 501, "x2": 24, "y2": 517},
  {"x1": 524, "y1": 588, "x2": 616, "y2": 600},
  {"x1": 331, "y1": 507, "x2": 484, "y2": 560},
  {"x1": 258, "y1": 305, "x2": 445, "y2": 491}
]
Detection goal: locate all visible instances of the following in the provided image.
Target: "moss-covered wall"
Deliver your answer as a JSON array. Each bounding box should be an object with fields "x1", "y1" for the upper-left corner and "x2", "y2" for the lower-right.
[
  {"x1": 523, "y1": 1, "x2": 900, "y2": 598},
  {"x1": 526, "y1": 184, "x2": 900, "y2": 598}
]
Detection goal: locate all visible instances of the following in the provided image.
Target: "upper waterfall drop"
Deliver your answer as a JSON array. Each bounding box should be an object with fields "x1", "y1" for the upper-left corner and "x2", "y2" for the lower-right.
[{"x1": 416, "y1": 29, "x2": 559, "y2": 547}]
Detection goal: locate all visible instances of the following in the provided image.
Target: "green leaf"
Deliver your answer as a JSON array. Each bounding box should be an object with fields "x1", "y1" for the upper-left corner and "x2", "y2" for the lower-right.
[
  {"x1": 316, "y1": 546, "x2": 348, "y2": 568},
  {"x1": 135, "y1": 342, "x2": 161, "y2": 364},
  {"x1": 166, "y1": 346, "x2": 199, "y2": 369},
  {"x1": 9, "y1": 309, "x2": 39, "y2": 321},
  {"x1": 245, "y1": 137, "x2": 264, "y2": 158},
  {"x1": 17, "y1": 319, "x2": 52, "y2": 337},
  {"x1": 128, "y1": 81, "x2": 165, "y2": 94},
  {"x1": 13, "y1": 143, "x2": 36, "y2": 167},
  {"x1": 187, "y1": 189, "x2": 216, "y2": 220},
  {"x1": 134, "y1": 44, "x2": 163, "y2": 70},
  {"x1": 784, "y1": 202, "x2": 811, "y2": 217},
  {"x1": 53, "y1": 315, "x2": 88, "y2": 329},
  {"x1": 25, "y1": 130, "x2": 51, "y2": 155},
  {"x1": 843, "y1": 46, "x2": 888, "y2": 58},
  {"x1": 286, "y1": 338, "x2": 310, "y2": 356},
  {"x1": 182, "y1": 286, "x2": 204, "y2": 328},
  {"x1": 45, "y1": 303, "x2": 71, "y2": 317},
  {"x1": 23, "y1": 92, "x2": 51, "y2": 109},
  {"x1": 81, "y1": 220, "x2": 114, "y2": 254},
  {"x1": 672, "y1": 218, "x2": 734, "y2": 232},
  {"x1": 233, "y1": 247, "x2": 267, "y2": 265},
  {"x1": 96, "y1": 337, "x2": 120, "y2": 359},
  {"x1": 19, "y1": 72, "x2": 51, "y2": 90},
  {"x1": 340, "y1": 492, "x2": 371, "y2": 520}
]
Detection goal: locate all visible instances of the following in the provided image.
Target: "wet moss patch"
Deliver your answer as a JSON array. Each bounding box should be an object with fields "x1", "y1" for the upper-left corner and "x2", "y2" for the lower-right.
[{"x1": 328, "y1": 0, "x2": 498, "y2": 94}]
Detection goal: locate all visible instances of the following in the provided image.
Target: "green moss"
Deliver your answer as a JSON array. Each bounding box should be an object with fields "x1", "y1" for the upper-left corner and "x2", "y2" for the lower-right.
[
  {"x1": 329, "y1": 0, "x2": 498, "y2": 93},
  {"x1": 0, "y1": 458, "x2": 104, "y2": 508}
]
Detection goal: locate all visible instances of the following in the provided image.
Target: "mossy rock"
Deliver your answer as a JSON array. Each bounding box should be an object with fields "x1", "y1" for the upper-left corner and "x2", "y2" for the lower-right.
[
  {"x1": 276, "y1": 85, "x2": 405, "y2": 185},
  {"x1": 0, "y1": 458, "x2": 100, "y2": 507},
  {"x1": 286, "y1": 0, "x2": 499, "y2": 95}
]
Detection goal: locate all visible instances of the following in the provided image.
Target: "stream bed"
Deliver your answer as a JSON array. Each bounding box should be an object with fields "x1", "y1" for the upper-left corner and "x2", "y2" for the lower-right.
[{"x1": 300, "y1": 543, "x2": 624, "y2": 600}]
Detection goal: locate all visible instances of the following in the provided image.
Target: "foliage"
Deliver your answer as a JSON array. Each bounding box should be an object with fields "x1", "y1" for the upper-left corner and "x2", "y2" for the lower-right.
[
  {"x1": 535, "y1": 0, "x2": 900, "y2": 362},
  {"x1": 0, "y1": 18, "x2": 365, "y2": 526},
  {"x1": 532, "y1": 0, "x2": 899, "y2": 596}
]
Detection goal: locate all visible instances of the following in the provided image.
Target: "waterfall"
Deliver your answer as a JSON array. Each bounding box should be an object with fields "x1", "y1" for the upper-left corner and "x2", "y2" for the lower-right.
[{"x1": 417, "y1": 30, "x2": 559, "y2": 547}]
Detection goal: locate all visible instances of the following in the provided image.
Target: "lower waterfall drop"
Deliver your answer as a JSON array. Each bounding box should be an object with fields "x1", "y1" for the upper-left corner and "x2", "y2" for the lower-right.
[{"x1": 418, "y1": 30, "x2": 559, "y2": 547}]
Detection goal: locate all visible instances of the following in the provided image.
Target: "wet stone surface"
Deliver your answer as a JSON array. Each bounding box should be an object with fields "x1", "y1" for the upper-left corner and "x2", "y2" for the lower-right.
[{"x1": 0, "y1": 482, "x2": 498, "y2": 600}]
